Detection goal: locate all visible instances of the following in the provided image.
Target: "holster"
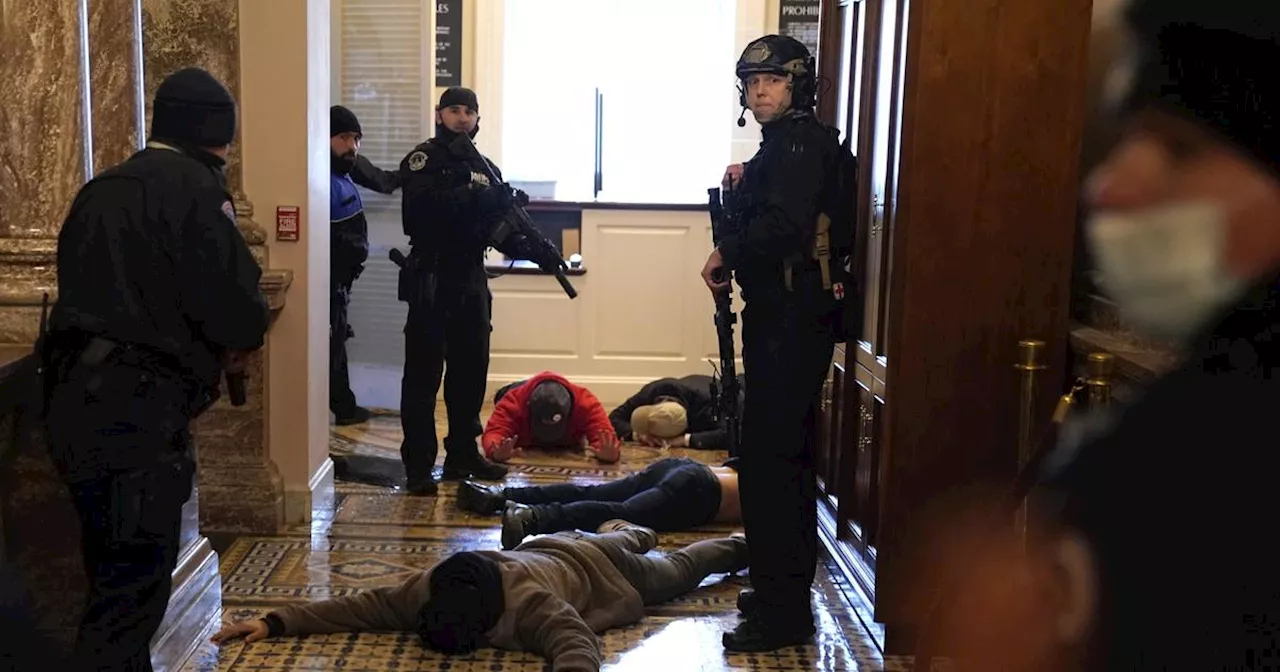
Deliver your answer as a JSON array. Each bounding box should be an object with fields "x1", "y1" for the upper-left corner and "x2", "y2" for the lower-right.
[
  {"x1": 397, "y1": 251, "x2": 437, "y2": 308},
  {"x1": 780, "y1": 211, "x2": 863, "y2": 344}
]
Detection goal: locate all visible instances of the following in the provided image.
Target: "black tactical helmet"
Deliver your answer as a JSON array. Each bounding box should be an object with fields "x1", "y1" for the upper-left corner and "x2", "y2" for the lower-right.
[{"x1": 735, "y1": 34, "x2": 817, "y2": 109}]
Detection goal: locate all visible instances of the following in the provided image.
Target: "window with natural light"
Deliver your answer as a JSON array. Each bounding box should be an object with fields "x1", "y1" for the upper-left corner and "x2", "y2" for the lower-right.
[
  {"x1": 501, "y1": 0, "x2": 738, "y2": 205},
  {"x1": 338, "y1": 0, "x2": 428, "y2": 237}
]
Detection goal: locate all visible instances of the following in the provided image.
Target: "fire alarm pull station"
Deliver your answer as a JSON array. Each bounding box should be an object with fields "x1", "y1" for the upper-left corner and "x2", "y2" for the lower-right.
[{"x1": 276, "y1": 206, "x2": 300, "y2": 242}]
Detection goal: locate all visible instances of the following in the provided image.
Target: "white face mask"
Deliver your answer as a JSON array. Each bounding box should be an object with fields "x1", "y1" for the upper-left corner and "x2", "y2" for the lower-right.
[{"x1": 1086, "y1": 201, "x2": 1245, "y2": 343}]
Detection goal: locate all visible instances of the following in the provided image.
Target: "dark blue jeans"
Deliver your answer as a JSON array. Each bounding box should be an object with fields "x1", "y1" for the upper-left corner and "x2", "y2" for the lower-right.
[{"x1": 507, "y1": 458, "x2": 722, "y2": 534}]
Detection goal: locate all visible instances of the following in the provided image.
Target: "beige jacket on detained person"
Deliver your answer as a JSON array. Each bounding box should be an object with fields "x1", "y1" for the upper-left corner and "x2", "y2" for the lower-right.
[{"x1": 265, "y1": 533, "x2": 645, "y2": 672}]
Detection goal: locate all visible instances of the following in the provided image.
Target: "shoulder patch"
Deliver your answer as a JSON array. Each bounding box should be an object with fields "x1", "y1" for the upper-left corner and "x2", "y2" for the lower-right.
[
  {"x1": 221, "y1": 200, "x2": 236, "y2": 224},
  {"x1": 408, "y1": 151, "x2": 429, "y2": 172}
]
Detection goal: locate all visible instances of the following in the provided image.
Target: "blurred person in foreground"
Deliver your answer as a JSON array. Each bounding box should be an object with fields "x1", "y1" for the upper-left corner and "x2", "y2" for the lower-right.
[{"x1": 922, "y1": 2, "x2": 1280, "y2": 670}]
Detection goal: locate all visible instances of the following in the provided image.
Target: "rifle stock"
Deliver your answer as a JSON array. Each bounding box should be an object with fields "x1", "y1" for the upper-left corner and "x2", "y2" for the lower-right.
[
  {"x1": 447, "y1": 134, "x2": 578, "y2": 299},
  {"x1": 706, "y1": 188, "x2": 742, "y2": 457}
]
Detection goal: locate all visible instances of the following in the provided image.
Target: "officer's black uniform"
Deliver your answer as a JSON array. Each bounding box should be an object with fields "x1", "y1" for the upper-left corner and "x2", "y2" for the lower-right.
[
  {"x1": 397, "y1": 87, "x2": 528, "y2": 494},
  {"x1": 329, "y1": 106, "x2": 400, "y2": 424},
  {"x1": 716, "y1": 35, "x2": 843, "y2": 652},
  {"x1": 43, "y1": 67, "x2": 269, "y2": 671}
]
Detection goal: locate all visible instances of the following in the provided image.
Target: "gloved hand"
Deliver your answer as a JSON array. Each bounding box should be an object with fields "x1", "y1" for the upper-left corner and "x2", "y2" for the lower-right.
[
  {"x1": 514, "y1": 188, "x2": 530, "y2": 207},
  {"x1": 475, "y1": 184, "x2": 514, "y2": 214}
]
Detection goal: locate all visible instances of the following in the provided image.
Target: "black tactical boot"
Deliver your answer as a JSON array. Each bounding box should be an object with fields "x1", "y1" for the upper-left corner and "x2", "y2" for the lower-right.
[
  {"x1": 334, "y1": 406, "x2": 371, "y2": 426},
  {"x1": 457, "y1": 481, "x2": 507, "y2": 514},
  {"x1": 442, "y1": 453, "x2": 509, "y2": 481},
  {"x1": 406, "y1": 476, "x2": 438, "y2": 497},
  {"x1": 721, "y1": 616, "x2": 816, "y2": 653},
  {"x1": 501, "y1": 503, "x2": 539, "y2": 550}
]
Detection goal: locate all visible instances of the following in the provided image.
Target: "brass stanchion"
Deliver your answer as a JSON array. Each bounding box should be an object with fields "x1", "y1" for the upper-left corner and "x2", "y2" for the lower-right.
[
  {"x1": 1014, "y1": 339, "x2": 1047, "y2": 542},
  {"x1": 1084, "y1": 352, "x2": 1115, "y2": 409}
]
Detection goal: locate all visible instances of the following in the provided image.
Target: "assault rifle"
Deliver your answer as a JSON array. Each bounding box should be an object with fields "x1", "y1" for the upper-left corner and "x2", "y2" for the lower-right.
[
  {"x1": 706, "y1": 187, "x2": 742, "y2": 457},
  {"x1": 445, "y1": 133, "x2": 578, "y2": 299}
]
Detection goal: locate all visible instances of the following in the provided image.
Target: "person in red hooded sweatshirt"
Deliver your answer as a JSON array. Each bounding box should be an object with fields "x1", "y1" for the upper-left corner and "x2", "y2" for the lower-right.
[{"x1": 483, "y1": 372, "x2": 622, "y2": 466}]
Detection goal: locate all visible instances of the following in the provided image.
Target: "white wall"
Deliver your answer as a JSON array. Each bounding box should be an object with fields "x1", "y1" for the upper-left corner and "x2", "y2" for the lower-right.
[{"x1": 485, "y1": 208, "x2": 744, "y2": 405}]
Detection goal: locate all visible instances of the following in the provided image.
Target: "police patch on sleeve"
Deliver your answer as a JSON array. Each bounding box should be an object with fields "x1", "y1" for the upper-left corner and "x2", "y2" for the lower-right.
[
  {"x1": 408, "y1": 151, "x2": 429, "y2": 172},
  {"x1": 221, "y1": 200, "x2": 236, "y2": 224}
]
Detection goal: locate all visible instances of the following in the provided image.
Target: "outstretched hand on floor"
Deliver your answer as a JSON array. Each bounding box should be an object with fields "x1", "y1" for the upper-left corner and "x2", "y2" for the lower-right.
[
  {"x1": 211, "y1": 618, "x2": 269, "y2": 645},
  {"x1": 584, "y1": 430, "x2": 622, "y2": 464},
  {"x1": 491, "y1": 435, "x2": 522, "y2": 462}
]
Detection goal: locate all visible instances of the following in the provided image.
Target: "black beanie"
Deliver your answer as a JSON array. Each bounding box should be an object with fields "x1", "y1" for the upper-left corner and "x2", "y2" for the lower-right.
[
  {"x1": 438, "y1": 87, "x2": 479, "y2": 112},
  {"x1": 1117, "y1": 0, "x2": 1280, "y2": 175},
  {"x1": 418, "y1": 552, "x2": 504, "y2": 653},
  {"x1": 331, "y1": 105, "x2": 362, "y2": 138},
  {"x1": 150, "y1": 67, "x2": 237, "y2": 147}
]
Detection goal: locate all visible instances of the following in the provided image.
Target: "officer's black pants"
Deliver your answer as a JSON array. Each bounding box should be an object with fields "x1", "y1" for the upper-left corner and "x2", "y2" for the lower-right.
[
  {"x1": 738, "y1": 289, "x2": 833, "y2": 628},
  {"x1": 46, "y1": 363, "x2": 195, "y2": 672},
  {"x1": 329, "y1": 268, "x2": 360, "y2": 417},
  {"x1": 400, "y1": 285, "x2": 491, "y2": 481},
  {"x1": 67, "y1": 457, "x2": 192, "y2": 672}
]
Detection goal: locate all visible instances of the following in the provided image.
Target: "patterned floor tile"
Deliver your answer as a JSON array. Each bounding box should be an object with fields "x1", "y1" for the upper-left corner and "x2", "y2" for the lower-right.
[{"x1": 189, "y1": 413, "x2": 897, "y2": 671}]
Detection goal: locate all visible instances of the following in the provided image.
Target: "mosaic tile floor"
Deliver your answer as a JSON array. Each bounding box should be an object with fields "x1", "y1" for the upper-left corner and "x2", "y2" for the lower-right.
[{"x1": 183, "y1": 408, "x2": 907, "y2": 671}]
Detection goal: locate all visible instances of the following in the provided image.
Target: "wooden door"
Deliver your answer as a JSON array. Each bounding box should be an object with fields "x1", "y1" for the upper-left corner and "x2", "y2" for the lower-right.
[
  {"x1": 813, "y1": 0, "x2": 1093, "y2": 656},
  {"x1": 814, "y1": 0, "x2": 888, "y2": 610}
]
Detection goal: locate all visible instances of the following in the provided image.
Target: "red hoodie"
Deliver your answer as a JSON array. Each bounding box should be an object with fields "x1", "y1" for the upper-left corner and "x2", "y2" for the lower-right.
[{"x1": 482, "y1": 371, "x2": 615, "y2": 458}]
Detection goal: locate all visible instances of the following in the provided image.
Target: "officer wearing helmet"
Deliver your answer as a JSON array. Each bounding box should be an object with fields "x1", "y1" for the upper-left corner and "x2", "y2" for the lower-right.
[
  {"x1": 395, "y1": 87, "x2": 535, "y2": 495},
  {"x1": 700, "y1": 34, "x2": 843, "y2": 652}
]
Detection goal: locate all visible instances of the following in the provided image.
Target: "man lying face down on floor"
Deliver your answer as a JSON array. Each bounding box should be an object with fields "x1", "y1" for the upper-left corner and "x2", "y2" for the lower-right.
[
  {"x1": 484, "y1": 371, "x2": 622, "y2": 464},
  {"x1": 456, "y1": 457, "x2": 742, "y2": 549},
  {"x1": 495, "y1": 373, "x2": 746, "y2": 451},
  {"x1": 211, "y1": 521, "x2": 747, "y2": 671}
]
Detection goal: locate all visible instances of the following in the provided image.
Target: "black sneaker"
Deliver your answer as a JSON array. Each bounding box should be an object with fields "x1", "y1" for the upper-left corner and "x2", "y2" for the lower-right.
[
  {"x1": 457, "y1": 481, "x2": 507, "y2": 514},
  {"x1": 501, "y1": 502, "x2": 538, "y2": 550},
  {"x1": 406, "y1": 476, "x2": 438, "y2": 497},
  {"x1": 442, "y1": 456, "x2": 508, "y2": 481},
  {"x1": 334, "y1": 406, "x2": 372, "y2": 426},
  {"x1": 722, "y1": 616, "x2": 815, "y2": 652}
]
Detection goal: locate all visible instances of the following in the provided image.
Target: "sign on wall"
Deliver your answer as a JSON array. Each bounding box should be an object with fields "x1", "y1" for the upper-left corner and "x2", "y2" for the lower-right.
[
  {"x1": 435, "y1": 0, "x2": 463, "y2": 86},
  {"x1": 778, "y1": 0, "x2": 821, "y2": 59}
]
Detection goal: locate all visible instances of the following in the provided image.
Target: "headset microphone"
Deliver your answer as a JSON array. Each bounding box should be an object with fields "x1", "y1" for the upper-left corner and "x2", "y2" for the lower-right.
[{"x1": 736, "y1": 108, "x2": 747, "y2": 127}]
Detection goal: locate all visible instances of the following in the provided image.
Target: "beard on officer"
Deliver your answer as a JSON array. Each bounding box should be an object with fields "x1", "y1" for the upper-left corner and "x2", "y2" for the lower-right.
[
  {"x1": 395, "y1": 86, "x2": 521, "y2": 496},
  {"x1": 700, "y1": 34, "x2": 845, "y2": 653}
]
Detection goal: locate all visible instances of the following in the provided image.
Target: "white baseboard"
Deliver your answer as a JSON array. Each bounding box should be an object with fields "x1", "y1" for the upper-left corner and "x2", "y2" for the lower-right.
[
  {"x1": 284, "y1": 457, "x2": 335, "y2": 525},
  {"x1": 350, "y1": 363, "x2": 655, "y2": 409}
]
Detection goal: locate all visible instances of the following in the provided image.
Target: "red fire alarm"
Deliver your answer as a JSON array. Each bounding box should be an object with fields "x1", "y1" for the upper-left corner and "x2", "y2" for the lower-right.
[{"x1": 276, "y1": 206, "x2": 300, "y2": 242}]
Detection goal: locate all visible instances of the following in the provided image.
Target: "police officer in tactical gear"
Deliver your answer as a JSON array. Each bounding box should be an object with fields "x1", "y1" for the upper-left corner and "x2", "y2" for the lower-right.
[
  {"x1": 44, "y1": 66, "x2": 269, "y2": 670},
  {"x1": 330, "y1": 105, "x2": 400, "y2": 425},
  {"x1": 701, "y1": 35, "x2": 843, "y2": 652},
  {"x1": 397, "y1": 86, "x2": 535, "y2": 495}
]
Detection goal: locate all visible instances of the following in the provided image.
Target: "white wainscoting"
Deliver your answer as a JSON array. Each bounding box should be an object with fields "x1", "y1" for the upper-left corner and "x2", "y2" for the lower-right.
[
  {"x1": 488, "y1": 208, "x2": 743, "y2": 405},
  {"x1": 345, "y1": 207, "x2": 744, "y2": 408}
]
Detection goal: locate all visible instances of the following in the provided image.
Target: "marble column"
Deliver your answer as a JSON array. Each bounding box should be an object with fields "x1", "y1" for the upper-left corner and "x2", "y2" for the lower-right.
[
  {"x1": 142, "y1": 0, "x2": 291, "y2": 535},
  {"x1": 0, "y1": 0, "x2": 290, "y2": 667},
  {"x1": 0, "y1": 0, "x2": 84, "y2": 343}
]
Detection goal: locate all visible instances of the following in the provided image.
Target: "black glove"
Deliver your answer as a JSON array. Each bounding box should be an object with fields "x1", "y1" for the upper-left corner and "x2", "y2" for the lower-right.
[
  {"x1": 514, "y1": 189, "x2": 530, "y2": 207},
  {"x1": 475, "y1": 184, "x2": 514, "y2": 215}
]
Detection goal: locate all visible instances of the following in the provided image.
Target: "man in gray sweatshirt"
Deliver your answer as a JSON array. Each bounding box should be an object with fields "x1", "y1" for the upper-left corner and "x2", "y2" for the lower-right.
[{"x1": 211, "y1": 521, "x2": 747, "y2": 671}]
